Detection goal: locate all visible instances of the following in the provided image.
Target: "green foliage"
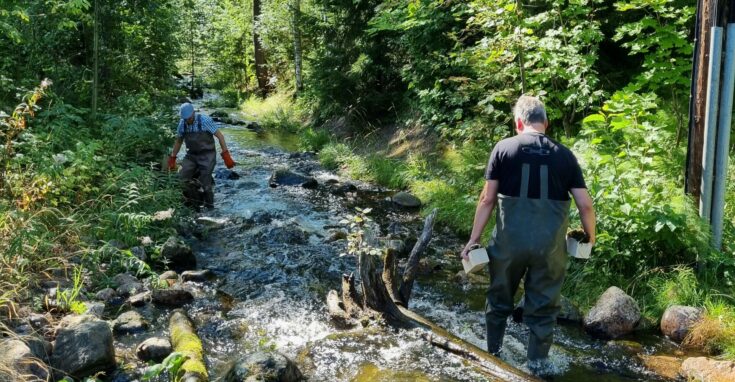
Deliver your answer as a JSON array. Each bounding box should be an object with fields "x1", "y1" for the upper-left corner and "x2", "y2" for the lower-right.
[
  {"x1": 340, "y1": 207, "x2": 382, "y2": 257},
  {"x1": 571, "y1": 91, "x2": 709, "y2": 278},
  {"x1": 299, "y1": 127, "x2": 331, "y2": 152},
  {"x1": 142, "y1": 352, "x2": 187, "y2": 382}
]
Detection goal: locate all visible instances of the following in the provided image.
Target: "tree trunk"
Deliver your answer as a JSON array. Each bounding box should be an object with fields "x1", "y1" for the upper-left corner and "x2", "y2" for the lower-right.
[
  {"x1": 326, "y1": 209, "x2": 538, "y2": 381},
  {"x1": 291, "y1": 0, "x2": 303, "y2": 93},
  {"x1": 253, "y1": 0, "x2": 271, "y2": 97},
  {"x1": 398, "y1": 209, "x2": 437, "y2": 305},
  {"x1": 91, "y1": 0, "x2": 99, "y2": 124},
  {"x1": 190, "y1": 0, "x2": 197, "y2": 99}
]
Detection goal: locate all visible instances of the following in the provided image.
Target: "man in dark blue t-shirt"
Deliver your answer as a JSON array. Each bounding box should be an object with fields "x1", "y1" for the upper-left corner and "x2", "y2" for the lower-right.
[{"x1": 461, "y1": 95, "x2": 596, "y2": 373}]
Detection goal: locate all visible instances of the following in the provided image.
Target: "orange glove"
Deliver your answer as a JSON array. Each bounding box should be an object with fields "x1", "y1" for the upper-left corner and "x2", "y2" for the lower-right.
[
  {"x1": 221, "y1": 150, "x2": 235, "y2": 169},
  {"x1": 167, "y1": 156, "x2": 177, "y2": 171}
]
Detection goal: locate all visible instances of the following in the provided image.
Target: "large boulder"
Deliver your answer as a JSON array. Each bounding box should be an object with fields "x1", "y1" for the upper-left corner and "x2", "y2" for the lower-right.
[
  {"x1": 391, "y1": 192, "x2": 421, "y2": 208},
  {"x1": 136, "y1": 337, "x2": 172, "y2": 363},
  {"x1": 50, "y1": 315, "x2": 115, "y2": 379},
  {"x1": 0, "y1": 339, "x2": 49, "y2": 381},
  {"x1": 583, "y1": 286, "x2": 640, "y2": 339},
  {"x1": 224, "y1": 351, "x2": 303, "y2": 382},
  {"x1": 113, "y1": 311, "x2": 149, "y2": 335},
  {"x1": 269, "y1": 168, "x2": 318, "y2": 189},
  {"x1": 161, "y1": 236, "x2": 197, "y2": 271},
  {"x1": 152, "y1": 288, "x2": 194, "y2": 307},
  {"x1": 681, "y1": 357, "x2": 735, "y2": 382},
  {"x1": 661, "y1": 305, "x2": 703, "y2": 343},
  {"x1": 181, "y1": 270, "x2": 213, "y2": 282}
]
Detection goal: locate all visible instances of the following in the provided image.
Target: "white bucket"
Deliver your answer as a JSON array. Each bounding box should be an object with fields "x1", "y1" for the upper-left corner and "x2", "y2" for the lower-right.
[
  {"x1": 462, "y1": 247, "x2": 490, "y2": 274},
  {"x1": 566, "y1": 237, "x2": 592, "y2": 259}
]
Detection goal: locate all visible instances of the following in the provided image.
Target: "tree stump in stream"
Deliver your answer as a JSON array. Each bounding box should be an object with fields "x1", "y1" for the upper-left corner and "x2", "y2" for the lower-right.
[{"x1": 325, "y1": 209, "x2": 540, "y2": 382}]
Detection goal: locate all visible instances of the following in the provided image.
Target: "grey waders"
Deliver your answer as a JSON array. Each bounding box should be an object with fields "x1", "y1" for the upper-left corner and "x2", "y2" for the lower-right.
[
  {"x1": 485, "y1": 163, "x2": 570, "y2": 361},
  {"x1": 179, "y1": 115, "x2": 217, "y2": 209}
]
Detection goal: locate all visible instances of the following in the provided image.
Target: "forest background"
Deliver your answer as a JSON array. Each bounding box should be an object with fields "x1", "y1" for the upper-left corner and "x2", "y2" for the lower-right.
[{"x1": 2, "y1": 0, "x2": 735, "y2": 359}]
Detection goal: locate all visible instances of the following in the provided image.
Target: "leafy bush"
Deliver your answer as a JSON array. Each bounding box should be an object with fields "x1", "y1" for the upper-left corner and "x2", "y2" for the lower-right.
[
  {"x1": 572, "y1": 91, "x2": 710, "y2": 278},
  {"x1": 299, "y1": 127, "x2": 331, "y2": 152}
]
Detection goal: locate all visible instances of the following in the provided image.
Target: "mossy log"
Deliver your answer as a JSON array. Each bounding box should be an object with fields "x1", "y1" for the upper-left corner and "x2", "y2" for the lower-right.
[
  {"x1": 326, "y1": 209, "x2": 539, "y2": 381},
  {"x1": 169, "y1": 309, "x2": 208, "y2": 382}
]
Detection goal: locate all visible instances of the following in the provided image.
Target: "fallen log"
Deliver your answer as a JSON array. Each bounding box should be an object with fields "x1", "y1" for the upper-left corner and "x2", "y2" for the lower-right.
[
  {"x1": 326, "y1": 208, "x2": 539, "y2": 381},
  {"x1": 402, "y1": 306, "x2": 539, "y2": 382},
  {"x1": 169, "y1": 309, "x2": 208, "y2": 382}
]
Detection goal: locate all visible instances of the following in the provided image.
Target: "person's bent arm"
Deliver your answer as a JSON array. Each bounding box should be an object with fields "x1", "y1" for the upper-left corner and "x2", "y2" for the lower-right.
[
  {"x1": 171, "y1": 137, "x2": 183, "y2": 157},
  {"x1": 461, "y1": 180, "x2": 499, "y2": 259},
  {"x1": 214, "y1": 130, "x2": 229, "y2": 152},
  {"x1": 570, "y1": 188, "x2": 596, "y2": 245}
]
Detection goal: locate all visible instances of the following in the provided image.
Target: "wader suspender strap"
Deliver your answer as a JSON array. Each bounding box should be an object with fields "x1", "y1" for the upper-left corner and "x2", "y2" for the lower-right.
[
  {"x1": 519, "y1": 163, "x2": 550, "y2": 200},
  {"x1": 196, "y1": 114, "x2": 202, "y2": 132},
  {"x1": 520, "y1": 163, "x2": 530, "y2": 199}
]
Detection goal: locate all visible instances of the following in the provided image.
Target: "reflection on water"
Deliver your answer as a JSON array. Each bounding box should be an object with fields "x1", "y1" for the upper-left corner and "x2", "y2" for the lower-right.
[{"x1": 225, "y1": 127, "x2": 301, "y2": 153}]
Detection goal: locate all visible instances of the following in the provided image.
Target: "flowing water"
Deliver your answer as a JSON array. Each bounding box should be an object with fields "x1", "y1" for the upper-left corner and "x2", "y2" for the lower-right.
[{"x1": 134, "y1": 101, "x2": 689, "y2": 381}]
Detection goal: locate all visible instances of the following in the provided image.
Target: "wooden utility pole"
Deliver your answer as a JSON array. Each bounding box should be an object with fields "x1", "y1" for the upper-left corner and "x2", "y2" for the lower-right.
[
  {"x1": 253, "y1": 0, "x2": 271, "y2": 97},
  {"x1": 687, "y1": 0, "x2": 718, "y2": 200}
]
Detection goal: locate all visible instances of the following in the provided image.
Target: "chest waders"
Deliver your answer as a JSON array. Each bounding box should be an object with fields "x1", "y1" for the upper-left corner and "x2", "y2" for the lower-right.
[
  {"x1": 179, "y1": 115, "x2": 217, "y2": 208},
  {"x1": 485, "y1": 163, "x2": 570, "y2": 361}
]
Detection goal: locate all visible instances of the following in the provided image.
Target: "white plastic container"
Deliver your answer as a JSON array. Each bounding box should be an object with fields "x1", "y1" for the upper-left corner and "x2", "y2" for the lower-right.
[
  {"x1": 462, "y1": 247, "x2": 490, "y2": 274},
  {"x1": 566, "y1": 236, "x2": 592, "y2": 259}
]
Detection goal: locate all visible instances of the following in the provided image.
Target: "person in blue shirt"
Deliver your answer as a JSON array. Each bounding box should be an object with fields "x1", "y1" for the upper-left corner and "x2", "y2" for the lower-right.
[{"x1": 169, "y1": 103, "x2": 235, "y2": 209}]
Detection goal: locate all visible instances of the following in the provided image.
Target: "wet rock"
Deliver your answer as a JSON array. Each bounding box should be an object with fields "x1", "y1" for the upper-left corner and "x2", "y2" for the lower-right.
[
  {"x1": 113, "y1": 273, "x2": 144, "y2": 297},
  {"x1": 391, "y1": 192, "x2": 421, "y2": 208},
  {"x1": 453, "y1": 270, "x2": 469, "y2": 284},
  {"x1": 136, "y1": 337, "x2": 172, "y2": 362},
  {"x1": 151, "y1": 288, "x2": 194, "y2": 307},
  {"x1": 84, "y1": 301, "x2": 106, "y2": 317},
  {"x1": 96, "y1": 288, "x2": 117, "y2": 303},
  {"x1": 417, "y1": 258, "x2": 441, "y2": 275},
  {"x1": 51, "y1": 315, "x2": 115, "y2": 379},
  {"x1": 606, "y1": 340, "x2": 644, "y2": 354},
  {"x1": 182, "y1": 269, "x2": 213, "y2": 282},
  {"x1": 128, "y1": 291, "x2": 152, "y2": 307},
  {"x1": 28, "y1": 313, "x2": 50, "y2": 331},
  {"x1": 113, "y1": 311, "x2": 149, "y2": 334},
  {"x1": 224, "y1": 351, "x2": 303, "y2": 382},
  {"x1": 261, "y1": 225, "x2": 309, "y2": 245},
  {"x1": 210, "y1": 110, "x2": 229, "y2": 119},
  {"x1": 159, "y1": 271, "x2": 179, "y2": 281},
  {"x1": 661, "y1": 305, "x2": 703, "y2": 343},
  {"x1": 513, "y1": 295, "x2": 582, "y2": 324},
  {"x1": 238, "y1": 181, "x2": 260, "y2": 190},
  {"x1": 681, "y1": 357, "x2": 735, "y2": 382},
  {"x1": 161, "y1": 236, "x2": 197, "y2": 271},
  {"x1": 329, "y1": 182, "x2": 358, "y2": 196},
  {"x1": 325, "y1": 229, "x2": 347, "y2": 243},
  {"x1": 384, "y1": 239, "x2": 407, "y2": 256},
  {"x1": 0, "y1": 338, "x2": 49, "y2": 381},
  {"x1": 638, "y1": 355, "x2": 682, "y2": 380},
  {"x1": 215, "y1": 168, "x2": 240, "y2": 180},
  {"x1": 130, "y1": 246, "x2": 147, "y2": 262},
  {"x1": 24, "y1": 336, "x2": 52, "y2": 362},
  {"x1": 289, "y1": 152, "x2": 317, "y2": 160},
  {"x1": 269, "y1": 168, "x2": 318, "y2": 189},
  {"x1": 584, "y1": 286, "x2": 640, "y2": 339},
  {"x1": 197, "y1": 216, "x2": 230, "y2": 228}
]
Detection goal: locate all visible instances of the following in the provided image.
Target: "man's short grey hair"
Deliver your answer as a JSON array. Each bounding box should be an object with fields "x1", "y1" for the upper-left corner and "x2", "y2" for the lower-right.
[{"x1": 514, "y1": 95, "x2": 547, "y2": 125}]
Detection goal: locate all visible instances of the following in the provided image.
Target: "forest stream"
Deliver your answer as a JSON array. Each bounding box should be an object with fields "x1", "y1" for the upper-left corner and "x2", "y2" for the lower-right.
[{"x1": 112, "y1": 98, "x2": 693, "y2": 382}]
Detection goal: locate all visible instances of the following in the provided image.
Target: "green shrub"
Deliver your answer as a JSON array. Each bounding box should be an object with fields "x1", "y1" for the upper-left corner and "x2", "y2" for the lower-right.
[
  {"x1": 299, "y1": 128, "x2": 331, "y2": 152},
  {"x1": 319, "y1": 143, "x2": 353, "y2": 170}
]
